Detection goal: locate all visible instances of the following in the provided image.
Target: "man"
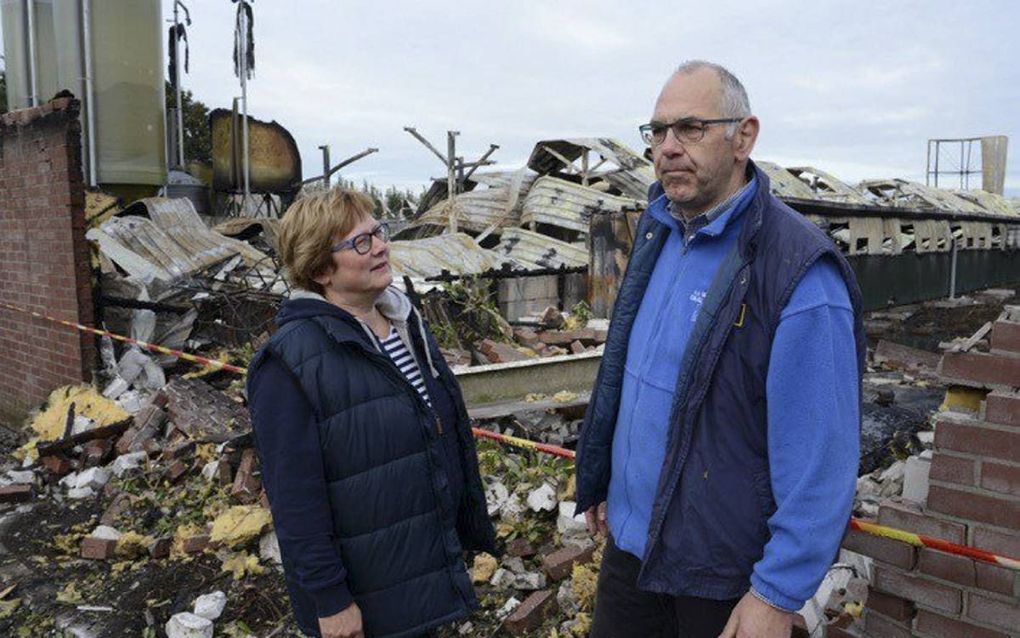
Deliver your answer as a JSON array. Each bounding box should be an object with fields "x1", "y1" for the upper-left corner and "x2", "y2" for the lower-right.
[{"x1": 574, "y1": 61, "x2": 865, "y2": 638}]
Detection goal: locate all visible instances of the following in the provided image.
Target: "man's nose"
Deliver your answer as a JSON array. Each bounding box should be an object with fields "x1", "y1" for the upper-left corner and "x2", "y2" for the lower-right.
[{"x1": 658, "y1": 131, "x2": 686, "y2": 157}]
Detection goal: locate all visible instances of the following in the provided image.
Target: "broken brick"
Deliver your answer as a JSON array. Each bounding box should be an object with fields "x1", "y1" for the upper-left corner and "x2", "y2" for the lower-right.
[
  {"x1": 231, "y1": 448, "x2": 261, "y2": 504},
  {"x1": 478, "y1": 339, "x2": 531, "y2": 364},
  {"x1": 182, "y1": 534, "x2": 210, "y2": 554},
  {"x1": 569, "y1": 340, "x2": 587, "y2": 355},
  {"x1": 100, "y1": 493, "x2": 132, "y2": 527},
  {"x1": 513, "y1": 327, "x2": 542, "y2": 348},
  {"x1": 148, "y1": 537, "x2": 172, "y2": 559},
  {"x1": 40, "y1": 454, "x2": 72, "y2": 476},
  {"x1": 874, "y1": 339, "x2": 941, "y2": 373},
  {"x1": 539, "y1": 307, "x2": 564, "y2": 329},
  {"x1": 151, "y1": 390, "x2": 169, "y2": 409},
  {"x1": 540, "y1": 345, "x2": 568, "y2": 358},
  {"x1": 81, "y1": 536, "x2": 118, "y2": 560},
  {"x1": 504, "y1": 589, "x2": 557, "y2": 635},
  {"x1": 166, "y1": 460, "x2": 190, "y2": 484},
  {"x1": 162, "y1": 441, "x2": 196, "y2": 462},
  {"x1": 0, "y1": 484, "x2": 34, "y2": 503},
  {"x1": 83, "y1": 438, "x2": 113, "y2": 467},
  {"x1": 217, "y1": 458, "x2": 234, "y2": 486},
  {"x1": 537, "y1": 329, "x2": 596, "y2": 347},
  {"x1": 506, "y1": 538, "x2": 537, "y2": 558},
  {"x1": 115, "y1": 403, "x2": 166, "y2": 455},
  {"x1": 541, "y1": 544, "x2": 595, "y2": 581}
]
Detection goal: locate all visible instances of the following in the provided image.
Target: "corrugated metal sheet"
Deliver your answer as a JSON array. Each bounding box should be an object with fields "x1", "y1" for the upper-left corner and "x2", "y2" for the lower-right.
[
  {"x1": 528, "y1": 138, "x2": 648, "y2": 174},
  {"x1": 756, "y1": 161, "x2": 819, "y2": 199},
  {"x1": 86, "y1": 197, "x2": 270, "y2": 284},
  {"x1": 520, "y1": 176, "x2": 642, "y2": 234},
  {"x1": 528, "y1": 138, "x2": 655, "y2": 200},
  {"x1": 491, "y1": 227, "x2": 588, "y2": 269},
  {"x1": 952, "y1": 189, "x2": 1020, "y2": 218},
  {"x1": 388, "y1": 232, "x2": 525, "y2": 280},
  {"x1": 403, "y1": 170, "x2": 536, "y2": 236},
  {"x1": 785, "y1": 166, "x2": 872, "y2": 205},
  {"x1": 858, "y1": 179, "x2": 990, "y2": 215}
]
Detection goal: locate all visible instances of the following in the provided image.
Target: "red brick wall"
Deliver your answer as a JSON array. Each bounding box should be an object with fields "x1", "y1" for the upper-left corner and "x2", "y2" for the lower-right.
[
  {"x1": 0, "y1": 97, "x2": 93, "y2": 422},
  {"x1": 844, "y1": 316, "x2": 1020, "y2": 638}
]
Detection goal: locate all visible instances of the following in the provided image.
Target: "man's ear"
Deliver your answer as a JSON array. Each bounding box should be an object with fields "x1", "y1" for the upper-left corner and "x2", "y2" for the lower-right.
[{"x1": 733, "y1": 116, "x2": 760, "y2": 162}]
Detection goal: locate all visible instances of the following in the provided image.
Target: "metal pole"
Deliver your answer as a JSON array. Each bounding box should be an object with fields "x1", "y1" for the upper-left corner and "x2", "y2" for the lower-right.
[
  {"x1": 82, "y1": 0, "x2": 97, "y2": 187},
  {"x1": 964, "y1": 141, "x2": 973, "y2": 190},
  {"x1": 447, "y1": 131, "x2": 458, "y2": 234},
  {"x1": 319, "y1": 145, "x2": 330, "y2": 188},
  {"x1": 461, "y1": 144, "x2": 499, "y2": 183},
  {"x1": 403, "y1": 127, "x2": 448, "y2": 164},
  {"x1": 949, "y1": 237, "x2": 958, "y2": 299},
  {"x1": 173, "y1": 2, "x2": 185, "y2": 168},
  {"x1": 933, "y1": 141, "x2": 940, "y2": 189},
  {"x1": 299, "y1": 147, "x2": 379, "y2": 185},
  {"x1": 240, "y1": 9, "x2": 251, "y2": 204},
  {"x1": 925, "y1": 140, "x2": 932, "y2": 187},
  {"x1": 25, "y1": 0, "x2": 38, "y2": 107},
  {"x1": 959, "y1": 142, "x2": 964, "y2": 190}
]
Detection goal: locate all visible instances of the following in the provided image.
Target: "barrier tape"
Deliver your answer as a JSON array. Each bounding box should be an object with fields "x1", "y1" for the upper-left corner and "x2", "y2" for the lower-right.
[
  {"x1": 850, "y1": 519, "x2": 1020, "y2": 571},
  {"x1": 472, "y1": 426, "x2": 576, "y2": 460},
  {"x1": 4, "y1": 298, "x2": 1020, "y2": 571},
  {"x1": 0, "y1": 301, "x2": 247, "y2": 375}
]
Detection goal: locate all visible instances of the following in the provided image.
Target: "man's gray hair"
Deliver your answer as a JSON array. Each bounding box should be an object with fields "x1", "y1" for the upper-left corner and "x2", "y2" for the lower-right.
[{"x1": 675, "y1": 60, "x2": 751, "y2": 138}]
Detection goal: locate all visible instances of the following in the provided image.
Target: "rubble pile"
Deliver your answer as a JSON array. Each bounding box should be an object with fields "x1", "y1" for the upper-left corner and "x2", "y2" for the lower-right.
[
  {"x1": 439, "y1": 303, "x2": 609, "y2": 369},
  {"x1": 0, "y1": 378, "x2": 288, "y2": 637},
  {"x1": 854, "y1": 302, "x2": 1019, "y2": 515},
  {"x1": 445, "y1": 438, "x2": 602, "y2": 637}
]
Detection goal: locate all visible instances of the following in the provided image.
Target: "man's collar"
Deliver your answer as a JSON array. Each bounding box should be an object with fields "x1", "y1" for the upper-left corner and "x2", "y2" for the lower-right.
[{"x1": 667, "y1": 170, "x2": 757, "y2": 241}]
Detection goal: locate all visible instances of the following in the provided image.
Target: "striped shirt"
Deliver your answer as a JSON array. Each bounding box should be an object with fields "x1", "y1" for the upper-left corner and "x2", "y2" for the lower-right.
[{"x1": 381, "y1": 328, "x2": 431, "y2": 406}]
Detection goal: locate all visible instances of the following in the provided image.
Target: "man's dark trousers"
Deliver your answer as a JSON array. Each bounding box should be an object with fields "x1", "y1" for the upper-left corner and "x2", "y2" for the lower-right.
[{"x1": 591, "y1": 540, "x2": 739, "y2": 638}]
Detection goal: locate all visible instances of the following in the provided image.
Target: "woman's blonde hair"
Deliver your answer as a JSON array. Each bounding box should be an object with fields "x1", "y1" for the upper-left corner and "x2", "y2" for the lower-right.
[{"x1": 277, "y1": 188, "x2": 376, "y2": 294}]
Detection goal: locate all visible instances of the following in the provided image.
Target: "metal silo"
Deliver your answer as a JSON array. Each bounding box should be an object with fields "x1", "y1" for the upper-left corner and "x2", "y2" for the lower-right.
[{"x1": 2, "y1": 0, "x2": 167, "y2": 190}]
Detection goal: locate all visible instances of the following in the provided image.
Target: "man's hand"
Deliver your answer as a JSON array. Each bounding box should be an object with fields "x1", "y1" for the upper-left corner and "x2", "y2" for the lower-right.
[
  {"x1": 319, "y1": 602, "x2": 364, "y2": 638},
  {"x1": 584, "y1": 501, "x2": 608, "y2": 537},
  {"x1": 718, "y1": 592, "x2": 792, "y2": 638}
]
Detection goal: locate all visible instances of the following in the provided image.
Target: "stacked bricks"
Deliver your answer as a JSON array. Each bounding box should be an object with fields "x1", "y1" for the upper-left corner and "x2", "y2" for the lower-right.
[
  {"x1": 843, "y1": 314, "x2": 1020, "y2": 637},
  {"x1": 0, "y1": 97, "x2": 92, "y2": 421}
]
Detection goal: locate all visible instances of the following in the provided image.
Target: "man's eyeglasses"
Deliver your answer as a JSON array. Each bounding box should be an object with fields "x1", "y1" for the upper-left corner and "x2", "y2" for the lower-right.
[
  {"x1": 331, "y1": 224, "x2": 390, "y2": 255},
  {"x1": 639, "y1": 117, "x2": 742, "y2": 146}
]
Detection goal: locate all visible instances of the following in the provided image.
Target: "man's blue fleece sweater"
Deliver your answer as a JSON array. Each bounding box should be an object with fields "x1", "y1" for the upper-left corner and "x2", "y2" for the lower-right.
[{"x1": 606, "y1": 177, "x2": 860, "y2": 611}]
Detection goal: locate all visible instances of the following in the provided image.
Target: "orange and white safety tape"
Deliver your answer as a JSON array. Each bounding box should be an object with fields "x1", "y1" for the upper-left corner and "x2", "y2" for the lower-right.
[{"x1": 0, "y1": 300, "x2": 247, "y2": 375}]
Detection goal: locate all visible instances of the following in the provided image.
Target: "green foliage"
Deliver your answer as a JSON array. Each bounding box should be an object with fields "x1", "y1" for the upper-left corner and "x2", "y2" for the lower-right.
[
  {"x1": 570, "y1": 300, "x2": 593, "y2": 324},
  {"x1": 334, "y1": 177, "x2": 421, "y2": 220},
  {"x1": 164, "y1": 81, "x2": 211, "y2": 163},
  {"x1": 0, "y1": 71, "x2": 7, "y2": 114},
  {"x1": 439, "y1": 276, "x2": 509, "y2": 347}
]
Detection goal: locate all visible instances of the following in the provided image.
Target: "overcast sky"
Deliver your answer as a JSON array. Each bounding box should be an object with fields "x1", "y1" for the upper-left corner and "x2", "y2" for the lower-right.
[{"x1": 21, "y1": 1, "x2": 1020, "y2": 195}]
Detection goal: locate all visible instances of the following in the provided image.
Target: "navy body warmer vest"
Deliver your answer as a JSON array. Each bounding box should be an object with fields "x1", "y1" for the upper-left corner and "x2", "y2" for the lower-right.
[
  {"x1": 249, "y1": 306, "x2": 496, "y2": 637},
  {"x1": 576, "y1": 162, "x2": 867, "y2": 599}
]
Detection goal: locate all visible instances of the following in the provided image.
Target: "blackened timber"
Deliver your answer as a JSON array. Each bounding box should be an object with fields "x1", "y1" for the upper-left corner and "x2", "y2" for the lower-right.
[
  {"x1": 784, "y1": 197, "x2": 1016, "y2": 224},
  {"x1": 424, "y1": 264, "x2": 586, "y2": 283}
]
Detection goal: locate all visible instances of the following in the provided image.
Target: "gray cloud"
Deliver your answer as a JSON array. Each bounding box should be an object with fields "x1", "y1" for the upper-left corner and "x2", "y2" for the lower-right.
[{"x1": 13, "y1": 1, "x2": 1018, "y2": 194}]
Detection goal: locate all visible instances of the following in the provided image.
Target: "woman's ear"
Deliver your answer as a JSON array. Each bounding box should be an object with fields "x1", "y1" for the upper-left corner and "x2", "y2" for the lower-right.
[{"x1": 312, "y1": 265, "x2": 334, "y2": 289}]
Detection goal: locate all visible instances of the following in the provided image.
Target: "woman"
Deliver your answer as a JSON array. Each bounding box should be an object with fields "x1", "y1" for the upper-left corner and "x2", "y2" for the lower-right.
[{"x1": 247, "y1": 189, "x2": 497, "y2": 638}]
